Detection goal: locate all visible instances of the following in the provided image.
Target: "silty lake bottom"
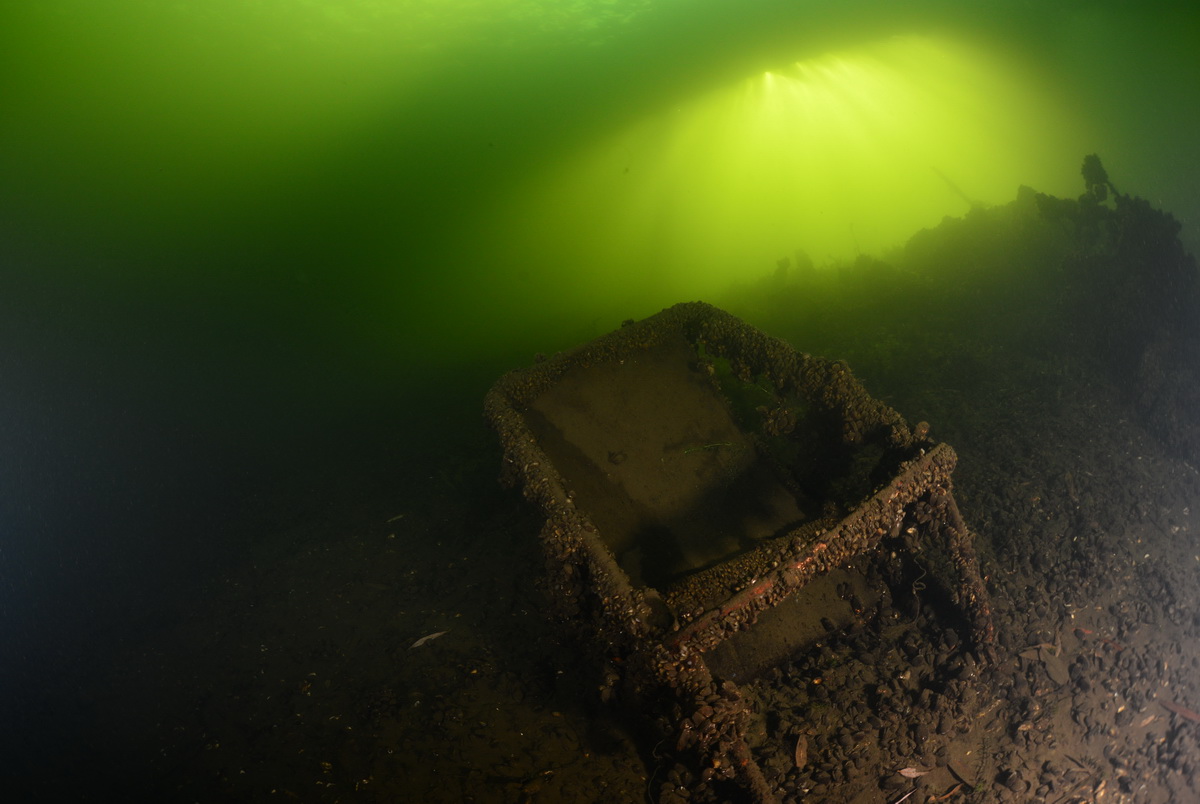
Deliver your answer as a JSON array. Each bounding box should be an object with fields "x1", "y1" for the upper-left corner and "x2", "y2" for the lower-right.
[{"x1": 8, "y1": 178, "x2": 1200, "y2": 803}]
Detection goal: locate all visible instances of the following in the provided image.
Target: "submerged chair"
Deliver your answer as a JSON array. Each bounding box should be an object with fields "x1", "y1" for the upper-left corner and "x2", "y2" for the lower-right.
[{"x1": 485, "y1": 302, "x2": 993, "y2": 803}]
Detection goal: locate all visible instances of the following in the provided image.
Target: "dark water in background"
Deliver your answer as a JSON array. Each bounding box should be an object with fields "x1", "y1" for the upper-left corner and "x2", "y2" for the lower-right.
[{"x1": 1, "y1": 0, "x2": 1199, "y2": 787}]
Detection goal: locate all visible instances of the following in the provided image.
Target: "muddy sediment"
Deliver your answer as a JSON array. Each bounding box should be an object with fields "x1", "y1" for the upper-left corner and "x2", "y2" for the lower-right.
[{"x1": 65, "y1": 181, "x2": 1200, "y2": 804}]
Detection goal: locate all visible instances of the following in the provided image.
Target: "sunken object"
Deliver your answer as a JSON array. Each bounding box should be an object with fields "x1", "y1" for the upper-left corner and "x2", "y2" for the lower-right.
[{"x1": 485, "y1": 302, "x2": 993, "y2": 803}]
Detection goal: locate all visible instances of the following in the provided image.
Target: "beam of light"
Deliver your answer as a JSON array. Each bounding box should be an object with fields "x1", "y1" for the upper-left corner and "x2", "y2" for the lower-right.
[{"x1": 461, "y1": 33, "x2": 1089, "y2": 334}]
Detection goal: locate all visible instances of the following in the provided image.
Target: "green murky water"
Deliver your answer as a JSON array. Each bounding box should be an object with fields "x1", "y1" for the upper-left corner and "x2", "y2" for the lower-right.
[{"x1": 4, "y1": 2, "x2": 1197, "y2": 365}]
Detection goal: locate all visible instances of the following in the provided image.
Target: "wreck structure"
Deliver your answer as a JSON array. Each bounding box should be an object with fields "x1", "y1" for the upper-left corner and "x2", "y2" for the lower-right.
[{"x1": 485, "y1": 301, "x2": 993, "y2": 802}]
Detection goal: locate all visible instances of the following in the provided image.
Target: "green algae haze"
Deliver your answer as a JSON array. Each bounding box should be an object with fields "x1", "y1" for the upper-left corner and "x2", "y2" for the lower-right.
[{"x1": 3, "y1": 1, "x2": 1197, "y2": 371}]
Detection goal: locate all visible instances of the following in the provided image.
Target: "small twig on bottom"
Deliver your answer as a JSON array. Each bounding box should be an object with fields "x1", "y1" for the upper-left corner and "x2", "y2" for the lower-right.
[
  {"x1": 889, "y1": 790, "x2": 915, "y2": 804},
  {"x1": 930, "y1": 783, "x2": 963, "y2": 801}
]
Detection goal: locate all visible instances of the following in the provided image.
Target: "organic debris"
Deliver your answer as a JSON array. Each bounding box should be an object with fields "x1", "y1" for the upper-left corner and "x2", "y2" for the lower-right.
[{"x1": 410, "y1": 630, "x2": 449, "y2": 649}]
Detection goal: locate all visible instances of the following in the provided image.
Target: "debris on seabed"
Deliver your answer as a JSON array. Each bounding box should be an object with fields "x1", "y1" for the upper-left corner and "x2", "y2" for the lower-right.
[{"x1": 410, "y1": 630, "x2": 449, "y2": 649}]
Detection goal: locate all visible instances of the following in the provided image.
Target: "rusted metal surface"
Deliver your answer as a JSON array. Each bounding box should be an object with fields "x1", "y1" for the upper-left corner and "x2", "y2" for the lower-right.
[{"x1": 484, "y1": 301, "x2": 993, "y2": 803}]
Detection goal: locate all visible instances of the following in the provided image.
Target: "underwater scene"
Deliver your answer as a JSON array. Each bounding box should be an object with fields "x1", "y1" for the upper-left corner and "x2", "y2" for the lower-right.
[{"x1": 3, "y1": 1, "x2": 1200, "y2": 802}]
